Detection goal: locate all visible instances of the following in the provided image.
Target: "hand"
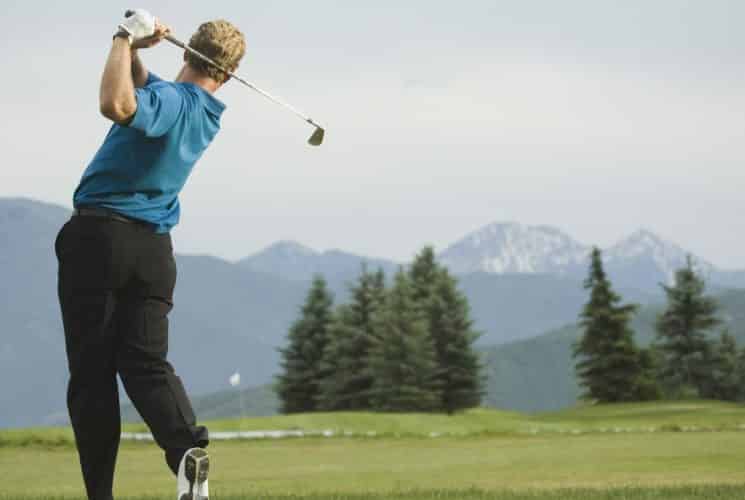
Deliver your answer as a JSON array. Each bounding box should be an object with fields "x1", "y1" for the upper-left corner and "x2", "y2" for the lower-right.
[
  {"x1": 130, "y1": 20, "x2": 171, "y2": 50},
  {"x1": 117, "y1": 9, "x2": 157, "y2": 45}
]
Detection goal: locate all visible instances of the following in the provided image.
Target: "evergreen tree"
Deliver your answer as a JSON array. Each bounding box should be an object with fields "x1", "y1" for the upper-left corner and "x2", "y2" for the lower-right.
[
  {"x1": 736, "y1": 347, "x2": 745, "y2": 402},
  {"x1": 573, "y1": 247, "x2": 651, "y2": 402},
  {"x1": 655, "y1": 257, "x2": 722, "y2": 397},
  {"x1": 428, "y1": 269, "x2": 484, "y2": 413},
  {"x1": 276, "y1": 276, "x2": 334, "y2": 413},
  {"x1": 701, "y1": 331, "x2": 740, "y2": 401},
  {"x1": 367, "y1": 270, "x2": 441, "y2": 412},
  {"x1": 317, "y1": 267, "x2": 387, "y2": 410},
  {"x1": 316, "y1": 305, "x2": 359, "y2": 410},
  {"x1": 634, "y1": 348, "x2": 663, "y2": 401},
  {"x1": 409, "y1": 246, "x2": 439, "y2": 305}
]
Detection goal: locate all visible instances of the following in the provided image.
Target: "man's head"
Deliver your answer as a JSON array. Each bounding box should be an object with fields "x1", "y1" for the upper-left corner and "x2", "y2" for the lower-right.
[{"x1": 184, "y1": 20, "x2": 246, "y2": 85}]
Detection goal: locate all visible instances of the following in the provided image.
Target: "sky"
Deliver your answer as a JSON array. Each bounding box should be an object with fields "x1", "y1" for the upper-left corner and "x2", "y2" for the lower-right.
[{"x1": 2, "y1": 1, "x2": 744, "y2": 268}]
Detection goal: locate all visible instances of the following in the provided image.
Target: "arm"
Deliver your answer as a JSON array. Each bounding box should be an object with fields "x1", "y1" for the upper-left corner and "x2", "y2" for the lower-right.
[
  {"x1": 131, "y1": 49, "x2": 149, "y2": 88},
  {"x1": 99, "y1": 14, "x2": 170, "y2": 124},
  {"x1": 99, "y1": 37, "x2": 137, "y2": 124}
]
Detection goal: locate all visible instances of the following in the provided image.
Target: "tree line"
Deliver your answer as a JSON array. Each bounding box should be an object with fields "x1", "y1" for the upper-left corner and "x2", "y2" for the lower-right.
[
  {"x1": 574, "y1": 248, "x2": 743, "y2": 403},
  {"x1": 276, "y1": 247, "x2": 484, "y2": 414}
]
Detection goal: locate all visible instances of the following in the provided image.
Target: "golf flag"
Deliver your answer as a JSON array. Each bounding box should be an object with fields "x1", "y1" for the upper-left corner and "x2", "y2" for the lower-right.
[{"x1": 229, "y1": 372, "x2": 241, "y2": 387}]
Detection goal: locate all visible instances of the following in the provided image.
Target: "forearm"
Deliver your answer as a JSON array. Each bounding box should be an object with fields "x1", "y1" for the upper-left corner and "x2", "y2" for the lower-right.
[
  {"x1": 131, "y1": 49, "x2": 149, "y2": 88},
  {"x1": 99, "y1": 38, "x2": 137, "y2": 123}
]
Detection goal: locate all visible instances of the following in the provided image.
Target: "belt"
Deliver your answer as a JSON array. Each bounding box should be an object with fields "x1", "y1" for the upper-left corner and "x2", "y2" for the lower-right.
[{"x1": 73, "y1": 207, "x2": 155, "y2": 230}]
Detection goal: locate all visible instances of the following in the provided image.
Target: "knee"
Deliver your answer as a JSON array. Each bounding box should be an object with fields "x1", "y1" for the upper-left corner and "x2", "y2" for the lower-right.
[{"x1": 117, "y1": 355, "x2": 175, "y2": 383}]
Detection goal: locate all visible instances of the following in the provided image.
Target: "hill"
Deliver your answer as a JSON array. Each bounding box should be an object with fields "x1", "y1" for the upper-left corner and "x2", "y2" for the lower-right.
[
  {"x1": 0, "y1": 199, "x2": 632, "y2": 426},
  {"x1": 1, "y1": 197, "x2": 743, "y2": 427},
  {"x1": 482, "y1": 288, "x2": 745, "y2": 412}
]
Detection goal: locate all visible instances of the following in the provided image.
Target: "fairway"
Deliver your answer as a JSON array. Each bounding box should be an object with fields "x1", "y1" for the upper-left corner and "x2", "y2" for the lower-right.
[
  {"x1": 4, "y1": 431, "x2": 745, "y2": 498},
  {"x1": 5, "y1": 403, "x2": 745, "y2": 499}
]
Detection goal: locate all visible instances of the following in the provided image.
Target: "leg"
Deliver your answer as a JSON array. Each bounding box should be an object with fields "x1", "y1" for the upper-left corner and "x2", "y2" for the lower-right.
[
  {"x1": 115, "y1": 234, "x2": 208, "y2": 474},
  {"x1": 56, "y1": 220, "x2": 121, "y2": 500}
]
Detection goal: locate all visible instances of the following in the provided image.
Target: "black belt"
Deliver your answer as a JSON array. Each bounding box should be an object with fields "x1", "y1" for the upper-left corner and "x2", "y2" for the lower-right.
[{"x1": 73, "y1": 207, "x2": 155, "y2": 230}]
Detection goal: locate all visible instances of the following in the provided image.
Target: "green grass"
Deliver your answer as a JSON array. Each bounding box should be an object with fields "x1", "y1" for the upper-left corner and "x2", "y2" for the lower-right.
[
  {"x1": 4, "y1": 431, "x2": 745, "y2": 497},
  {"x1": 183, "y1": 400, "x2": 745, "y2": 435},
  {"x1": 4, "y1": 486, "x2": 745, "y2": 500},
  {"x1": 5, "y1": 402, "x2": 745, "y2": 499},
  {"x1": 6, "y1": 400, "x2": 745, "y2": 448}
]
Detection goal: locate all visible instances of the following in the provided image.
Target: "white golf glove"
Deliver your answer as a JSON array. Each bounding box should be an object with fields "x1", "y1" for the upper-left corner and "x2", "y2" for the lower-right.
[{"x1": 117, "y1": 9, "x2": 156, "y2": 44}]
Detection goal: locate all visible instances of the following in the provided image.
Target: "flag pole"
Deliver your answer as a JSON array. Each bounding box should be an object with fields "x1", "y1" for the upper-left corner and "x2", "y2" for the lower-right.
[{"x1": 229, "y1": 371, "x2": 244, "y2": 434}]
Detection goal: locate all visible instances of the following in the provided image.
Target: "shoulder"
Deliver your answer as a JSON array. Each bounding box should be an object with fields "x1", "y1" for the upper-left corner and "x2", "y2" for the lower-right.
[{"x1": 139, "y1": 80, "x2": 188, "y2": 107}]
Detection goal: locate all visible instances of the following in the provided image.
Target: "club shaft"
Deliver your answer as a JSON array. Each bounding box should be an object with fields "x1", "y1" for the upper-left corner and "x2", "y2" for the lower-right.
[{"x1": 165, "y1": 35, "x2": 320, "y2": 129}]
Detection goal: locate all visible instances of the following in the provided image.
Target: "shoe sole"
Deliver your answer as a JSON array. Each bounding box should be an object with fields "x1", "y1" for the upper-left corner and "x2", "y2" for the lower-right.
[{"x1": 180, "y1": 449, "x2": 209, "y2": 500}]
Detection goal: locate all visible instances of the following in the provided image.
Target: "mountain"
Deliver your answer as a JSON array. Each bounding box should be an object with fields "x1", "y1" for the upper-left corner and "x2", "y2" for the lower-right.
[
  {"x1": 0, "y1": 199, "x2": 309, "y2": 427},
  {"x1": 2, "y1": 198, "x2": 743, "y2": 427},
  {"x1": 238, "y1": 241, "x2": 399, "y2": 285},
  {"x1": 122, "y1": 384, "x2": 279, "y2": 423},
  {"x1": 457, "y1": 272, "x2": 655, "y2": 345},
  {"x1": 439, "y1": 222, "x2": 745, "y2": 293},
  {"x1": 603, "y1": 229, "x2": 714, "y2": 291},
  {"x1": 438, "y1": 222, "x2": 587, "y2": 276},
  {"x1": 482, "y1": 288, "x2": 745, "y2": 412},
  {"x1": 0, "y1": 198, "x2": 72, "y2": 428}
]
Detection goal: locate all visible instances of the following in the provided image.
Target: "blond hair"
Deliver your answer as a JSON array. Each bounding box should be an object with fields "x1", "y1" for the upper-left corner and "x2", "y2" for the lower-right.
[{"x1": 186, "y1": 20, "x2": 246, "y2": 83}]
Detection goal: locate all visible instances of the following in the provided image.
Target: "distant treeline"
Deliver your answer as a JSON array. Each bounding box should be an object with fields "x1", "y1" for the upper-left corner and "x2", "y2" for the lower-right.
[
  {"x1": 276, "y1": 247, "x2": 483, "y2": 414},
  {"x1": 575, "y1": 248, "x2": 744, "y2": 403}
]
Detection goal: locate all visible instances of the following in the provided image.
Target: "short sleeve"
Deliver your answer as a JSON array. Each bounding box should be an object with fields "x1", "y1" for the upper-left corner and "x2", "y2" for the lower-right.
[
  {"x1": 144, "y1": 72, "x2": 164, "y2": 86},
  {"x1": 129, "y1": 83, "x2": 184, "y2": 138}
]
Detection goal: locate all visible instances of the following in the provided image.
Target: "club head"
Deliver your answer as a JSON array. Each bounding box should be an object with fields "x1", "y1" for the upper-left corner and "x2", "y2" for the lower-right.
[{"x1": 308, "y1": 127, "x2": 325, "y2": 146}]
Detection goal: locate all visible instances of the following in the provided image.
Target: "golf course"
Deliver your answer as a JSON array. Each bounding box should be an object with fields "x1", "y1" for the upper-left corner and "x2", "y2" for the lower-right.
[{"x1": 4, "y1": 401, "x2": 745, "y2": 499}]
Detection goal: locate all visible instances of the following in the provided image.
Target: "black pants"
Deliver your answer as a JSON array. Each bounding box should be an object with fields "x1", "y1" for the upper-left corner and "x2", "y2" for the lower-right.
[{"x1": 56, "y1": 214, "x2": 208, "y2": 500}]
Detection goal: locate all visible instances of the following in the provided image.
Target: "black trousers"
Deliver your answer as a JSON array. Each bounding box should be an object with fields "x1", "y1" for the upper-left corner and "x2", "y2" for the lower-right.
[{"x1": 55, "y1": 214, "x2": 208, "y2": 500}]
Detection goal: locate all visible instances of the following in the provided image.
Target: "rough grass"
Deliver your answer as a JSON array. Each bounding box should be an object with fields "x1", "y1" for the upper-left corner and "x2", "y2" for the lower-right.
[{"x1": 5, "y1": 401, "x2": 745, "y2": 448}]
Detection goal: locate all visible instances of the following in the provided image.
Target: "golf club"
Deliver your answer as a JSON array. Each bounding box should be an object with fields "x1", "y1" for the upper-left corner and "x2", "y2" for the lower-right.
[{"x1": 164, "y1": 34, "x2": 325, "y2": 146}]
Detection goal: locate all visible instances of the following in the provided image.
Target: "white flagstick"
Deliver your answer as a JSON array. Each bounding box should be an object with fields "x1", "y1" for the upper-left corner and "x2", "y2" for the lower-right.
[{"x1": 229, "y1": 371, "x2": 244, "y2": 430}]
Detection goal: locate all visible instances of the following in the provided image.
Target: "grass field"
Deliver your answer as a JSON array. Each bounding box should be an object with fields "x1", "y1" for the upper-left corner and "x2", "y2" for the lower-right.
[{"x1": 3, "y1": 401, "x2": 745, "y2": 499}]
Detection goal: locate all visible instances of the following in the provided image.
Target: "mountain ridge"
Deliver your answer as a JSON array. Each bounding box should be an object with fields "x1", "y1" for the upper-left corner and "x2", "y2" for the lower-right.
[{"x1": 1, "y1": 197, "x2": 744, "y2": 427}]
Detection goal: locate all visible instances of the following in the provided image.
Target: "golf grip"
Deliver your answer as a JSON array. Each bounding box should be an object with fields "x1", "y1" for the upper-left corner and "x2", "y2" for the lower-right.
[{"x1": 164, "y1": 35, "x2": 321, "y2": 129}]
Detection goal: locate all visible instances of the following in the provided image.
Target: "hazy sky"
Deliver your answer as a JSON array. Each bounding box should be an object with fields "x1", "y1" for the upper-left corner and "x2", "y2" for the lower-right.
[{"x1": 2, "y1": 1, "x2": 744, "y2": 268}]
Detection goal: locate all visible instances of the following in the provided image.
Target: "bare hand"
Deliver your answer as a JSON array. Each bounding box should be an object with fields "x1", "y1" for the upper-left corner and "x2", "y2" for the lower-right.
[{"x1": 131, "y1": 21, "x2": 171, "y2": 50}]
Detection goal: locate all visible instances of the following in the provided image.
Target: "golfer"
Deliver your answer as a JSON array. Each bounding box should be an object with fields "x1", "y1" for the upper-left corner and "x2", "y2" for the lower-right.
[{"x1": 55, "y1": 10, "x2": 245, "y2": 500}]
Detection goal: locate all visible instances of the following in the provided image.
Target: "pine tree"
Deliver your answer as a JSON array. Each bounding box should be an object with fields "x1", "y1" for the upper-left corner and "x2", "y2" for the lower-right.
[
  {"x1": 736, "y1": 348, "x2": 745, "y2": 402},
  {"x1": 367, "y1": 270, "x2": 441, "y2": 412},
  {"x1": 317, "y1": 267, "x2": 387, "y2": 410},
  {"x1": 701, "y1": 331, "x2": 740, "y2": 401},
  {"x1": 409, "y1": 246, "x2": 439, "y2": 305},
  {"x1": 573, "y1": 247, "x2": 651, "y2": 402},
  {"x1": 655, "y1": 257, "x2": 721, "y2": 398},
  {"x1": 428, "y1": 269, "x2": 484, "y2": 413},
  {"x1": 634, "y1": 348, "x2": 663, "y2": 401},
  {"x1": 276, "y1": 276, "x2": 334, "y2": 414},
  {"x1": 316, "y1": 305, "x2": 359, "y2": 410}
]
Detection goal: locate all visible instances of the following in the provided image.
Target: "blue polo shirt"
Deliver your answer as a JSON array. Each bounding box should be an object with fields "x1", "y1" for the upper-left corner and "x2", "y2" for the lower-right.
[{"x1": 74, "y1": 72, "x2": 225, "y2": 232}]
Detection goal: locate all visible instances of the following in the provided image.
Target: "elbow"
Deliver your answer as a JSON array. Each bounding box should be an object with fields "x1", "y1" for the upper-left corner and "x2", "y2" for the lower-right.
[{"x1": 100, "y1": 98, "x2": 136, "y2": 124}]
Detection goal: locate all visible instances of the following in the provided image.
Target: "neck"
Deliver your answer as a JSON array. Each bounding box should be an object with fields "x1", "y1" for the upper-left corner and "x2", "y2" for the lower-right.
[{"x1": 175, "y1": 65, "x2": 221, "y2": 94}]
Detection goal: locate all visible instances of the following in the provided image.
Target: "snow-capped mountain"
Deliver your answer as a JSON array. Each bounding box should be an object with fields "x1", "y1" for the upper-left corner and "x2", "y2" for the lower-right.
[
  {"x1": 438, "y1": 222, "x2": 590, "y2": 276},
  {"x1": 605, "y1": 229, "x2": 715, "y2": 286},
  {"x1": 438, "y1": 222, "x2": 741, "y2": 292}
]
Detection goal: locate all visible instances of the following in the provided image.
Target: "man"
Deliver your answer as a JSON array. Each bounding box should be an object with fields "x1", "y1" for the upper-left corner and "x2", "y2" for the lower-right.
[{"x1": 55, "y1": 10, "x2": 245, "y2": 500}]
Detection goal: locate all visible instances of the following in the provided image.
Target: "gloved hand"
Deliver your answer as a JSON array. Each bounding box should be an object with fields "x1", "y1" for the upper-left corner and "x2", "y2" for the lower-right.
[{"x1": 117, "y1": 9, "x2": 156, "y2": 44}]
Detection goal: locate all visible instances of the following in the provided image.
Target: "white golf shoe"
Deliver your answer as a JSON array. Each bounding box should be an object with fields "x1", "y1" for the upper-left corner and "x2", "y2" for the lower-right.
[{"x1": 177, "y1": 448, "x2": 210, "y2": 500}]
